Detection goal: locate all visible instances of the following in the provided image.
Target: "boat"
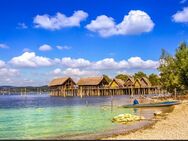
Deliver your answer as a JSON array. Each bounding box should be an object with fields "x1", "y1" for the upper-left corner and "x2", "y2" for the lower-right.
[{"x1": 122, "y1": 100, "x2": 181, "y2": 108}]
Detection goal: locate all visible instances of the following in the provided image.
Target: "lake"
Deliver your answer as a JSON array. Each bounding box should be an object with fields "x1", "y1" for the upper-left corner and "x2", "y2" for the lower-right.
[{"x1": 0, "y1": 94, "x2": 173, "y2": 139}]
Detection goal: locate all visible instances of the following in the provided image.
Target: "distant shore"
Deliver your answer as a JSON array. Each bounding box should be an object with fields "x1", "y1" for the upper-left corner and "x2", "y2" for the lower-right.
[{"x1": 104, "y1": 95, "x2": 188, "y2": 140}]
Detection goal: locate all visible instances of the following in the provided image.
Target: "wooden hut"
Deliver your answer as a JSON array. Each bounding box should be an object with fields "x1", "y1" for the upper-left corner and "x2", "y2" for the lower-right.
[
  {"x1": 133, "y1": 78, "x2": 142, "y2": 94},
  {"x1": 134, "y1": 78, "x2": 142, "y2": 88},
  {"x1": 124, "y1": 77, "x2": 134, "y2": 95},
  {"x1": 124, "y1": 77, "x2": 135, "y2": 87},
  {"x1": 77, "y1": 76, "x2": 109, "y2": 97},
  {"x1": 48, "y1": 77, "x2": 76, "y2": 96},
  {"x1": 140, "y1": 77, "x2": 151, "y2": 87},
  {"x1": 140, "y1": 77, "x2": 157, "y2": 94},
  {"x1": 108, "y1": 78, "x2": 125, "y2": 88}
]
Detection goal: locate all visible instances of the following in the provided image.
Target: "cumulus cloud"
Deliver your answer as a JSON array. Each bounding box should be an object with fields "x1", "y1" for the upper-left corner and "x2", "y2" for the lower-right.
[
  {"x1": 0, "y1": 54, "x2": 159, "y2": 86},
  {"x1": 0, "y1": 68, "x2": 20, "y2": 77},
  {"x1": 0, "y1": 43, "x2": 9, "y2": 49},
  {"x1": 9, "y1": 52, "x2": 53, "y2": 68},
  {"x1": 92, "y1": 58, "x2": 128, "y2": 70},
  {"x1": 57, "y1": 57, "x2": 158, "y2": 70},
  {"x1": 127, "y1": 57, "x2": 159, "y2": 69},
  {"x1": 91, "y1": 57, "x2": 158, "y2": 70},
  {"x1": 61, "y1": 57, "x2": 91, "y2": 68},
  {"x1": 34, "y1": 10, "x2": 88, "y2": 30},
  {"x1": 86, "y1": 10, "x2": 154, "y2": 37},
  {"x1": 0, "y1": 60, "x2": 6, "y2": 68},
  {"x1": 50, "y1": 68, "x2": 62, "y2": 75},
  {"x1": 56, "y1": 45, "x2": 71, "y2": 50},
  {"x1": 39, "y1": 44, "x2": 53, "y2": 51},
  {"x1": 172, "y1": 7, "x2": 188, "y2": 23},
  {"x1": 8, "y1": 52, "x2": 158, "y2": 70},
  {"x1": 63, "y1": 68, "x2": 98, "y2": 77}
]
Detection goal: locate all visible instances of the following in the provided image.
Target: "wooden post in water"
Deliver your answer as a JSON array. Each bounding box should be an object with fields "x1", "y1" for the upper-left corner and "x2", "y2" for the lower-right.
[
  {"x1": 80, "y1": 86, "x2": 83, "y2": 98},
  {"x1": 63, "y1": 88, "x2": 66, "y2": 97},
  {"x1": 131, "y1": 87, "x2": 133, "y2": 98},
  {"x1": 97, "y1": 88, "x2": 100, "y2": 96},
  {"x1": 25, "y1": 88, "x2": 27, "y2": 95}
]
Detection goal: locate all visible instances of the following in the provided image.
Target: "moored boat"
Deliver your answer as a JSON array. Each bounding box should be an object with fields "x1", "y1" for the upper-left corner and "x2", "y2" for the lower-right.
[{"x1": 122, "y1": 100, "x2": 181, "y2": 108}]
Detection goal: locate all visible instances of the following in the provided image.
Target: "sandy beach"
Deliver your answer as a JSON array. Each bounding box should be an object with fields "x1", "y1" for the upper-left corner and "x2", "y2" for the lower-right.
[{"x1": 106, "y1": 100, "x2": 188, "y2": 140}]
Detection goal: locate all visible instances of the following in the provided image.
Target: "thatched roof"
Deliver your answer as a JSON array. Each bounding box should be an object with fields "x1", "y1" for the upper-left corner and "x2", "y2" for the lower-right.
[
  {"x1": 113, "y1": 78, "x2": 125, "y2": 87},
  {"x1": 140, "y1": 77, "x2": 151, "y2": 87},
  {"x1": 77, "y1": 76, "x2": 107, "y2": 86},
  {"x1": 48, "y1": 77, "x2": 75, "y2": 87},
  {"x1": 125, "y1": 76, "x2": 135, "y2": 86},
  {"x1": 134, "y1": 78, "x2": 142, "y2": 87}
]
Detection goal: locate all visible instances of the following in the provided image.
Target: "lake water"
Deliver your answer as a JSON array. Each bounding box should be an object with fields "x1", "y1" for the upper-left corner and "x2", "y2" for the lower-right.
[{"x1": 0, "y1": 94, "x2": 173, "y2": 139}]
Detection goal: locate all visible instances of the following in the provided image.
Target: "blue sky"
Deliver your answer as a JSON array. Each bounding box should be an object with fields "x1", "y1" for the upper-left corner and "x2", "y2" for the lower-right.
[{"x1": 0, "y1": 0, "x2": 188, "y2": 86}]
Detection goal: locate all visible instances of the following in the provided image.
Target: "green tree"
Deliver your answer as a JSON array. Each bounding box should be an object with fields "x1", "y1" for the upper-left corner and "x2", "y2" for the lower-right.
[
  {"x1": 103, "y1": 74, "x2": 112, "y2": 83},
  {"x1": 115, "y1": 74, "x2": 128, "y2": 81},
  {"x1": 148, "y1": 73, "x2": 160, "y2": 86},
  {"x1": 175, "y1": 42, "x2": 188, "y2": 89},
  {"x1": 134, "y1": 71, "x2": 147, "y2": 79},
  {"x1": 158, "y1": 48, "x2": 180, "y2": 92}
]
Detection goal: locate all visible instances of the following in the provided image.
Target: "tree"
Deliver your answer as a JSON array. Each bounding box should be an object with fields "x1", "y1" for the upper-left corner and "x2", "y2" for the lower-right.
[
  {"x1": 134, "y1": 71, "x2": 147, "y2": 79},
  {"x1": 175, "y1": 42, "x2": 188, "y2": 89},
  {"x1": 115, "y1": 74, "x2": 128, "y2": 81},
  {"x1": 158, "y1": 48, "x2": 180, "y2": 92},
  {"x1": 148, "y1": 73, "x2": 160, "y2": 86},
  {"x1": 103, "y1": 74, "x2": 112, "y2": 83}
]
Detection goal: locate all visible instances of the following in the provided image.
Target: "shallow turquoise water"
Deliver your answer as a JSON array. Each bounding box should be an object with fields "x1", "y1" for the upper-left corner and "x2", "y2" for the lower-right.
[
  {"x1": 0, "y1": 94, "x2": 170, "y2": 139},
  {"x1": 0, "y1": 106, "x2": 134, "y2": 139}
]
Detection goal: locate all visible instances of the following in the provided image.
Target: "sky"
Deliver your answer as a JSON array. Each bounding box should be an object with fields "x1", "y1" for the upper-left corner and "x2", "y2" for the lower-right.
[{"x1": 0, "y1": 0, "x2": 188, "y2": 86}]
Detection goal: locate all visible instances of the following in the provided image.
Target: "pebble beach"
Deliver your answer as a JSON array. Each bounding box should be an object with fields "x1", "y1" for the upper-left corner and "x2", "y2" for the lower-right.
[{"x1": 106, "y1": 99, "x2": 188, "y2": 140}]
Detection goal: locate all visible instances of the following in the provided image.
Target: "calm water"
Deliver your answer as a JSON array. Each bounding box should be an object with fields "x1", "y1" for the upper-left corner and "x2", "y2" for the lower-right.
[{"x1": 0, "y1": 94, "x2": 173, "y2": 139}]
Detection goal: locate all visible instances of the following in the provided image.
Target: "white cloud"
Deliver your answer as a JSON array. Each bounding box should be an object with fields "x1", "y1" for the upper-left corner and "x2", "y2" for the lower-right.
[
  {"x1": 63, "y1": 68, "x2": 98, "y2": 77},
  {"x1": 3, "y1": 53, "x2": 159, "y2": 86},
  {"x1": 50, "y1": 68, "x2": 62, "y2": 75},
  {"x1": 0, "y1": 43, "x2": 9, "y2": 49},
  {"x1": 34, "y1": 10, "x2": 88, "y2": 30},
  {"x1": 0, "y1": 68, "x2": 20, "y2": 77},
  {"x1": 127, "y1": 57, "x2": 159, "y2": 69},
  {"x1": 10, "y1": 52, "x2": 53, "y2": 68},
  {"x1": 92, "y1": 57, "x2": 158, "y2": 70},
  {"x1": 61, "y1": 57, "x2": 91, "y2": 68},
  {"x1": 56, "y1": 45, "x2": 71, "y2": 50},
  {"x1": 58, "y1": 57, "x2": 158, "y2": 70},
  {"x1": 0, "y1": 60, "x2": 6, "y2": 68},
  {"x1": 172, "y1": 7, "x2": 188, "y2": 23},
  {"x1": 86, "y1": 15, "x2": 117, "y2": 37},
  {"x1": 86, "y1": 10, "x2": 154, "y2": 37},
  {"x1": 17, "y1": 23, "x2": 28, "y2": 29},
  {"x1": 39, "y1": 44, "x2": 53, "y2": 51},
  {"x1": 92, "y1": 58, "x2": 128, "y2": 70}
]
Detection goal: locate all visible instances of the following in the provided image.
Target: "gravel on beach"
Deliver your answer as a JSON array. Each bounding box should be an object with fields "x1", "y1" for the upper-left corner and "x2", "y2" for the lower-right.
[{"x1": 106, "y1": 101, "x2": 188, "y2": 140}]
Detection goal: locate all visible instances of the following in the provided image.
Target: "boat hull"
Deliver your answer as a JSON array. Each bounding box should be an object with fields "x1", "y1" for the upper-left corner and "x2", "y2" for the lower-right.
[{"x1": 122, "y1": 101, "x2": 181, "y2": 108}]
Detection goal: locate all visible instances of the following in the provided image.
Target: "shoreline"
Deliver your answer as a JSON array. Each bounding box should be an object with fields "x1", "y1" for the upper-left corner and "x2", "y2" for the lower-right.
[
  {"x1": 105, "y1": 99, "x2": 188, "y2": 140},
  {"x1": 54, "y1": 97, "x2": 175, "y2": 140}
]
